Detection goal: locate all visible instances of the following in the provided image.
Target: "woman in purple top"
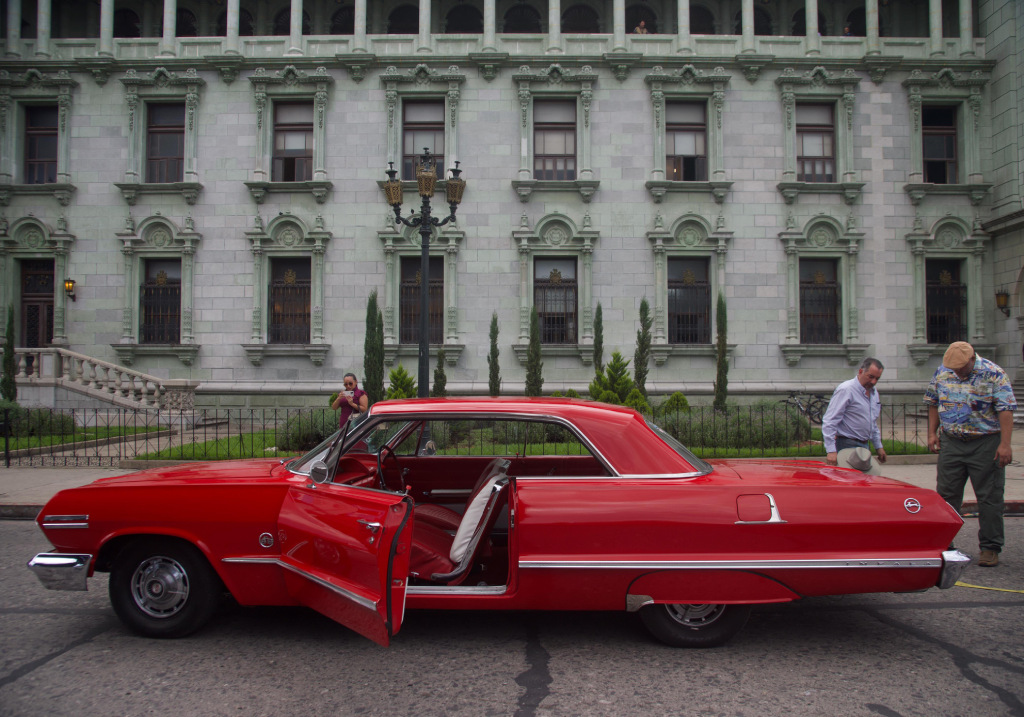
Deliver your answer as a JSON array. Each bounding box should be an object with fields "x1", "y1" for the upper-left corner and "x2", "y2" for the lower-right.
[{"x1": 331, "y1": 373, "x2": 368, "y2": 428}]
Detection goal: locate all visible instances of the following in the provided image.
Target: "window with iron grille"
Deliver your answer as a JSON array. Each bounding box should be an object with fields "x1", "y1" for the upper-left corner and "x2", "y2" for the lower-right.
[
  {"x1": 799, "y1": 259, "x2": 840, "y2": 344},
  {"x1": 24, "y1": 105, "x2": 58, "y2": 185},
  {"x1": 269, "y1": 257, "x2": 311, "y2": 344},
  {"x1": 402, "y1": 101, "x2": 445, "y2": 180},
  {"x1": 534, "y1": 258, "x2": 578, "y2": 344},
  {"x1": 146, "y1": 103, "x2": 185, "y2": 183},
  {"x1": 272, "y1": 103, "x2": 314, "y2": 182},
  {"x1": 666, "y1": 102, "x2": 707, "y2": 181},
  {"x1": 923, "y1": 105, "x2": 957, "y2": 184},
  {"x1": 534, "y1": 100, "x2": 577, "y2": 181},
  {"x1": 20, "y1": 259, "x2": 55, "y2": 351},
  {"x1": 668, "y1": 258, "x2": 711, "y2": 344},
  {"x1": 796, "y1": 104, "x2": 834, "y2": 182},
  {"x1": 140, "y1": 258, "x2": 181, "y2": 344},
  {"x1": 399, "y1": 256, "x2": 444, "y2": 344},
  {"x1": 925, "y1": 259, "x2": 966, "y2": 344}
]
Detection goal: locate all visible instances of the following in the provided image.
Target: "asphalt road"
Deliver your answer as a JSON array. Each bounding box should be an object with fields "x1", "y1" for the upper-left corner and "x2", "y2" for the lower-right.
[{"x1": 2, "y1": 519, "x2": 1023, "y2": 717}]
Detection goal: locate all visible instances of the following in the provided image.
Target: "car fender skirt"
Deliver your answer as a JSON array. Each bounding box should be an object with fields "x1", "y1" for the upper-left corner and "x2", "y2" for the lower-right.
[{"x1": 625, "y1": 569, "x2": 800, "y2": 611}]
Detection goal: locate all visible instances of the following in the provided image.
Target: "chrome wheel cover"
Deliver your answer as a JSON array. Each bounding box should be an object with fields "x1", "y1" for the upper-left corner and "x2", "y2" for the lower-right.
[
  {"x1": 664, "y1": 603, "x2": 726, "y2": 628},
  {"x1": 130, "y1": 556, "x2": 190, "y2": 618}
]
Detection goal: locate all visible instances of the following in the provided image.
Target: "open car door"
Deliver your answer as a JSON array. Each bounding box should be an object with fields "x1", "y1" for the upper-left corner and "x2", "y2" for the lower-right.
[{"x1": 277, "y1": 481, "x2": 413, "y2": 646}]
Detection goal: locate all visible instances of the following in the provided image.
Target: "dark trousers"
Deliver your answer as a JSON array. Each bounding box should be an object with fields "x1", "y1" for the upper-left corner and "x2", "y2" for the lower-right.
[{"x1": 936, "y1": 432, "x2": 1005, "y2": 553}]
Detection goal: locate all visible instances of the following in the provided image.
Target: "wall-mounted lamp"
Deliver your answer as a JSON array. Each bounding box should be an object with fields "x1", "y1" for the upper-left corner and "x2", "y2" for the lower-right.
[
  {"x1": 64, "y1": 278, "x2": 76, "y2": 302},
  {"x1": 995, "y1": 288, "x2": 1010, "y2": 317}
]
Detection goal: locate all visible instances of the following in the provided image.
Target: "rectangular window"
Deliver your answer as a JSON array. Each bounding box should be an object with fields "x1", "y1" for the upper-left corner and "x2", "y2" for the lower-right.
[
  {"x1": 24, "y1": 105, "x2": 58, "y2": 185},
  {"x1": 796, "y1": 104, "x2": 835, "y2": 183},
  {"x1": 146, "y1": 103, "x2": 185, "y2": 183},
  {"x1": 925, "y1": 259, "x2": 966, "y2": 344},
  {"x1": 269, "y1": 257, "x2": 311, "y2": 343},
  {"x1": 534, "y1": 258, "x2": 578, "y2": 344},
  {"x1": 799, "y1": 259, "x2": 840, "y2": 344},
  {"x1": 272, "y1": 103, "x2": 314, "y2": 182},
  {"x1": 402, "y1": 100, "x2": 445, "y2": 180},
  {"x1": 399, "y1": 256, "x2": 444, "y2": 344},
  {"x1": 667, "y1": 258, "x2": 711, "y2": 344},
  {"x1": 923, "y1": 106, "x2": 957, "y2": 184},
  {"x1": 140, "y1": 258, "x2": 182, "y2": 344},
  {"x1": 534, "y1": 100, "x2": 576, "y2": 181},
  {"x1": 666, "y1": 102, "x2": 707, "y2": 181}
]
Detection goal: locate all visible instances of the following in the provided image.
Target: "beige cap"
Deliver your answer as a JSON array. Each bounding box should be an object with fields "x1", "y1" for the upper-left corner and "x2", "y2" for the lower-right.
[{"x1": 942, "y1": 341, "x2": 974, "y2": 370}]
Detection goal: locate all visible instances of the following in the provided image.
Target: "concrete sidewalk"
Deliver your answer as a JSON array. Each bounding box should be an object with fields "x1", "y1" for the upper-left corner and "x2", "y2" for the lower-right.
[{"x1": 2, "y1": 453, "x2": 1023, "y2": 520}]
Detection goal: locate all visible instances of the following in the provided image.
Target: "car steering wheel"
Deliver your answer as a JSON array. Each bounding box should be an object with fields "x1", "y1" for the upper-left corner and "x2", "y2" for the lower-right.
[{"x1": 377, "y1": 445, "x2": 401, "y2": 491}]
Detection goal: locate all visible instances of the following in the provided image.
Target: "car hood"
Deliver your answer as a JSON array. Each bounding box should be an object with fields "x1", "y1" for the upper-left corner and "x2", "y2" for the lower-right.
[
  {"x1": 708, "y1": 458, "x2": 919, "y2": 489},
  {"x1": 88, "y1": 458, "x2": 285, "y2": 487}
]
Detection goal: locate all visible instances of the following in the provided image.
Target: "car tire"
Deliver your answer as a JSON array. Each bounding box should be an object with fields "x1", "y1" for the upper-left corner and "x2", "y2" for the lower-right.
[
  {"x1": 108, "y1": 539, "x2": 221, "y2": 639},
  {"x1": 639, "y1": 603, "x2": 751, "y2": 648}
]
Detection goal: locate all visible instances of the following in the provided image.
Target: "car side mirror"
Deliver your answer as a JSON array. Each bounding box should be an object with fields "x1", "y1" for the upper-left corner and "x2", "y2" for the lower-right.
[{"x1": 309, "y1": 461, "x2": 330, "y2": 485}]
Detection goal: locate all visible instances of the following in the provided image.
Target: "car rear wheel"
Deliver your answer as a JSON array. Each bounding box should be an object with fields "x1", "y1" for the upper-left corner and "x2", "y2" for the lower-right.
[
  {"x1": 639, "y1": 602, "x2": 751, "y2": 648},
  {"x1": 109, "y1": 540, "x2": 221, "y2": 638}
]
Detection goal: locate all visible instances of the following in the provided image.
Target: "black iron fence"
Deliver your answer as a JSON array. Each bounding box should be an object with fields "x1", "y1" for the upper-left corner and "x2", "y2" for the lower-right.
[{"x1": 0, "y1": 402, "x2": 934, "y2": 468}]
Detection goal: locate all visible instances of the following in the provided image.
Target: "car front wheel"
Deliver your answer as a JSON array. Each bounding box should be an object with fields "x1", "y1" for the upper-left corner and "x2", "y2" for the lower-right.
[
  {"x1": 639, "y1": 602, "x2": 751, "y2": 648},
  {"x1": 109, "y1": 540, "x2": 221, "y2": 638}
]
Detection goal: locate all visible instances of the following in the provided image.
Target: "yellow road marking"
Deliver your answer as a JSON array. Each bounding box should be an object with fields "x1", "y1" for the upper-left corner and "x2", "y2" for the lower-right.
[{"x1": 955, "y1": 581, "x2": 1024, "y2": 593}]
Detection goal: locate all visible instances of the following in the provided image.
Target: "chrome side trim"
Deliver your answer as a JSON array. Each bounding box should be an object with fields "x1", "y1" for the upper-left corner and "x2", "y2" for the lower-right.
[
  {"x1": 221, "y1": 557, "x2": 377, "y2": 611},
  {"x1": 516, "y1": 472, "x2": 706, "y2": 481},
  {"x1": 430, "y1": 489, "x2": 472, "y2": 497},
  {"x1": 41, "y1": 514, "x2": 89, "y2": 529},
  {"x1": 937, "y1": 549, "x2": 971, "y2": 589},
  {"x1": 407, "y1": 585, "x2": 508, "y2": 596},
  {"x1": 519, "y1": 557, "x2": 943, "y2": 570},
  {"x1": 27, "y1": 553, "x2": 92, "y2": 591}
]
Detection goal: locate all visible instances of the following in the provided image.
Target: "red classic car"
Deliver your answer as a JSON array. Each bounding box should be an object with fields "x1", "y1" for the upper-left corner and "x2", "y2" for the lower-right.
[{"x1": 28, "y1": 397, "x2": 969, "y2": 648}]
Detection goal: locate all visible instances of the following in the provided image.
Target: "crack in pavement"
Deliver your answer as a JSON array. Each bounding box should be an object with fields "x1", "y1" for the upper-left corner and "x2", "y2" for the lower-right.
[
  {"x1": 514, "y1": 621, "x2": 552, "y2": 717},
  {"x1": 0, "y1": 619, "x2": 117, "y2": 690}
]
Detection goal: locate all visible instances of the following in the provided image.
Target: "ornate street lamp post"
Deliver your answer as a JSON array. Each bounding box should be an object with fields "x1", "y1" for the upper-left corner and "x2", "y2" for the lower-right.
[{"x1": 383, "y1": 148, "x2": 466, "y2": 397}]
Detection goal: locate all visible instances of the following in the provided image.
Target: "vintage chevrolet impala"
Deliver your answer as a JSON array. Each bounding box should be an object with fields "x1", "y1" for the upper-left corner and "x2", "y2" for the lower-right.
[{"x1": 28, "y1": 398, "x2": 969, "y2": 647}]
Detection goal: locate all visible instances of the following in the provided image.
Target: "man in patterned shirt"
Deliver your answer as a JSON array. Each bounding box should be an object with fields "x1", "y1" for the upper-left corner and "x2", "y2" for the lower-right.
[{"x1": 925, "y1": 341, "x2": 1017, "y2": 567}]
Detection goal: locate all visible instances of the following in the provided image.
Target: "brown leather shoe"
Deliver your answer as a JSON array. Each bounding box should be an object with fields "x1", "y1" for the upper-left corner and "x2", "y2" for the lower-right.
[{"x1": 978, "y1": 550, "x2": 999, "y2": 567}]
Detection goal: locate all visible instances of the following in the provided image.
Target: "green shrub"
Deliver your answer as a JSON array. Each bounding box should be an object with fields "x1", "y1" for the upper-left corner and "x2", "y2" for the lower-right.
[
  {"x1": 661, "y1": 391, "x2": 690, "y2": 414},
  {"x1": 658, "y1": 401, "x2": 810, "y2": 450},
  {"x1": 624, "y1": 387, "x2": 651, "y2": 414},
  {"x1": 0, "y1": 399, "x2": 27, "y2": 435},
  {"x1": 564, "y1": 388, "x2": 580, "y2": 399},
  {"x1": 278, "y1": 410, "x2": 335, "y2": 452},
  {"x1": 0, "y1": 403, "x2": 76, "y2": 437},
  {"x1": 385, "y1": 365, "x2": 417, "y2": 400}
]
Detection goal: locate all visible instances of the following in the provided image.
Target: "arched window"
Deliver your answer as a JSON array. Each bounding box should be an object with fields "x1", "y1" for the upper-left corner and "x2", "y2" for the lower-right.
[
  {"x1": 445, "y1": 5, "x2": 483, "y2": 33},
  {"x1": 626, "y1": 4, "x2": 658, "y2": 34},
  {"x1": 503, "y1": 5, "x2": 542, "y2": 33},
  {"x1": 690, "y1": 6, "x2": 715, "y2": 35},
  {"x1": 216, "y1": 9, "x2": 255, "y2": 36},
  {"x1": 114, "y1": 8, "x2": 142, "y2": 38},
  {"x1": 387, "y1": 5, "x2": 418, "y2": 34},
  {"x1": 790, "y1": 9, "x2": 826, "y2": 36},
  {"x1": 273, "y1": 9, "x2": 311, "y2": 35},
  {"x1": 176, "y1": 9, "x2": 198, "y2": 37},
  {"x1": 733, "y1": 7, "x2": 772, "y2": 35},
  {"x1": 330, "y1": 6, "x2": 355, "y2": 34},
  {"x1": 562, "y1": 4, "x2": 600, "y2": 33}
]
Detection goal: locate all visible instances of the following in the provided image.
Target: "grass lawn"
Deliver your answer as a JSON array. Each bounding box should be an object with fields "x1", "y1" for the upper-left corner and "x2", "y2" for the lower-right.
[
  {"x1": 4, "y1": 425, "x2": 162, "y2": 451},
  {"x1": 138, "y1": 430, "x2": 301, "y2": 461}
]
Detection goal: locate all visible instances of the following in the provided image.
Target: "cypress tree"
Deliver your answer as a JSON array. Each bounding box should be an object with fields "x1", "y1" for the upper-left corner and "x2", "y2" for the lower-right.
[
  {"x1": 525, "y1": 306, "x2": 543, "y2": 396},
  {"x1": 1, "y1": 306, "x2": 16, "y2": 402},
  {"x1": 592, "y1": 302, "x2": 604, "y2": 373},
  {"x1": 713, "y1": 292, "x2": 729, "y2": 411},
  {"x1": 431, "y1": 349, "x2": 448, "y2": 397},
  {"x1": 487, "y1": 312, "x2": 501, "y2": 396},
  {"x1": 363, "y1": 290, "x2": 385, "y2": 406},
  {"x1": 634, "y1": 298, "x2": 652, "y2": 398}
]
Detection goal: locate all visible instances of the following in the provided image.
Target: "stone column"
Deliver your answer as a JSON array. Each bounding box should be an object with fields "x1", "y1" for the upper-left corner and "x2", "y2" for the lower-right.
[
  {"x1": 36, "y1": 0, "x2": 52, "y2": 59},
  {"x1": 287, "y1": 0, "x2": 303, "y2": 55},
  {"x1": 353, "y1": 0, "x2": 367, "y2": 51},
  {"x1": 805, "y1": 0, "x2": 819, "y2": 55},
  {"x1": 865, "y1": 0, "x2": 879, "y2": 55},
  {"x1": 225, "y1": 0, "x2": 240, "y2": 54},
  {"x1": 158, "y1": 0, "x2": 176, "y2": 57},
  {"x1": 612, "y1": 0, "x2": 625, "y2": 50},
  {"x1": 928, "y1": 0, "x2": 942, "y2": 56},
  {"x1": 911, "y1": 244, "x2": 926, "y2": 343},
  {"x1": 741, "y1": 0, "x2": 754, "y2": 53},
  {"x1": 845, "y1": 248, "x2": 859, "y2": 342},
  {"x1": 547, "y1": 0, "x2": 561, "y2": 53},
  {"x1": 482, "y1": 0, "x2": 496, "y2": 50},
  {"x1": 6, "y1": 0, "x2": 21, "y2": 58},
  {"x1": 676, "y1": 0, "x2": 691, "y2": 54},
  {"x1": 418, "y1": 0, "x2": 431, "y2": 52},
  {"x1": 99, "y1": 0, "x2": 115, "y2": 56},
  {"x1": 959, "y1": 0, "x2": 973, "y2": 56}
]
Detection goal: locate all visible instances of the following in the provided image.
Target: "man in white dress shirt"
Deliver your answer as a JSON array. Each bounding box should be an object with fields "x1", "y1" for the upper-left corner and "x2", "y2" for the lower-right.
[{"x1": 821, "y1": 357, "x2": 887, "y2": 468}]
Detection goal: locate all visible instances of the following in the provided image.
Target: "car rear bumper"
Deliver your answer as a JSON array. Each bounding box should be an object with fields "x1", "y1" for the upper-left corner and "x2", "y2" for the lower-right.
[
  {"x1": 27, "y1": 553, "x2": 93, "y2": 591},
  {"x1": 937, "y1": 549, "x2": 971, "y2": 589}
]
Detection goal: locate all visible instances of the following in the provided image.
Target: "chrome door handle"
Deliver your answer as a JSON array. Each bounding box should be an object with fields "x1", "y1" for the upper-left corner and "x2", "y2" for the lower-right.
[{"x1": 358, "y1": 519, "x2": 381, "y2": 534}]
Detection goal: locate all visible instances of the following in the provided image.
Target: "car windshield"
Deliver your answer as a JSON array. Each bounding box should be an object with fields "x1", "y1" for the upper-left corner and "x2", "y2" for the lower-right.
[
  {"x1": 645, "y1": 419, "x2": 712, "y2": 474},
  {"x1": 285, "y1": 413, "x2": 375, "y2": 475}
]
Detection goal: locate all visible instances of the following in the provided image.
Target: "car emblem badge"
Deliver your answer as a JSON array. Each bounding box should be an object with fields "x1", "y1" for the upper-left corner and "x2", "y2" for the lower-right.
[
  {"x1": 259, "y1": 532, "x2": 275, "y2": 548},
  {"x1": 904, "y1": 498, "x2": 922, "y2": 514}
]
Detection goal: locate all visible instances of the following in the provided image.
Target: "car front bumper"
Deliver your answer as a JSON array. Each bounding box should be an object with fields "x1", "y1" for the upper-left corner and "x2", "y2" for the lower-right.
[
  {"x1": 937, "y1": 549, "x2": 971, "y2": 589},
  {"x1": 27, "y1": 553, "x2": 93, "y2": 591}
]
